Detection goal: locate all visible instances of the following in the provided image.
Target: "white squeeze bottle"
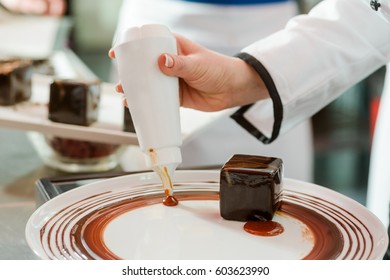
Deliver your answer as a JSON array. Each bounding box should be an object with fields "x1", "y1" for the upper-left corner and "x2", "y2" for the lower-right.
[{"x1": 113, "y1": 24, "x2": 182, "y2": 205}]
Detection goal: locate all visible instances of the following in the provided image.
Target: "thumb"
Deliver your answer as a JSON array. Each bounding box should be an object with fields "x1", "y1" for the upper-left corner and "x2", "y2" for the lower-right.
[{"x1": 158, "y1": 53, "x2": 190, "y2": 79}]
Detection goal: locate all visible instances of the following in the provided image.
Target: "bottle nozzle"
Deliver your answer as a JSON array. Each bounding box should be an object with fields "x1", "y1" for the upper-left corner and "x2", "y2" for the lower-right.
[
  {"x1": 145, "y1": 146, "x2": 181, "y2": 197},
  {"x1": 144, "y1": 146, "x2": 182, "y2": 169}
]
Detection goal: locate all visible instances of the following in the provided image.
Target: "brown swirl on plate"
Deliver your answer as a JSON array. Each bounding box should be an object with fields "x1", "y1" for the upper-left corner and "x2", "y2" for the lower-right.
[{"x1": 39, "y1": 182, "x2": 374, "y2": 260}]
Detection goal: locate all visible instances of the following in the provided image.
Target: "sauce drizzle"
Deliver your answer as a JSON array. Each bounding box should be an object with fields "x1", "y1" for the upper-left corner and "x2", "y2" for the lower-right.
[{"x1": 243, "y1": 220, "x2": 284, "y2": 236}]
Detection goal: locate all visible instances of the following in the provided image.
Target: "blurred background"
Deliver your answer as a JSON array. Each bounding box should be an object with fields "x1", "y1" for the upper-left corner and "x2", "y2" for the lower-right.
[{"x1": 67, "y1": 0, "x2": 123, "y2": 82}]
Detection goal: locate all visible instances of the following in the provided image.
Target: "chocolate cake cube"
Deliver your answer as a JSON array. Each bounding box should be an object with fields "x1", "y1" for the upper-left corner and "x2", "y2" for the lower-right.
[
  {"x1": 48, "y1": 79, "x2": 101, "y2": 126},
  {"x1": 220, "y1": 154, "x2": 283, "y2": 221},
  {"x1": 0, "y1": 60, "x2": 33, "y2": 105}
]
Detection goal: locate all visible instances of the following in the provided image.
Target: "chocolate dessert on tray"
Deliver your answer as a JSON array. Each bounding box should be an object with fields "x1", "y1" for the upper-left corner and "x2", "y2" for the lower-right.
[{"x1": 0, "y1": 73, "x2": 225, "y2": 146}]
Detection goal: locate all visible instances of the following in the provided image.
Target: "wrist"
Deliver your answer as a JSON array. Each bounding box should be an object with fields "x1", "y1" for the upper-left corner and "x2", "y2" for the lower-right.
[
  {"x1": 234, "y1": 52, "x2": 284, "y2": 143},
  {"x1": 232, "y1": 56, "x2": 269, "y2": 107}
]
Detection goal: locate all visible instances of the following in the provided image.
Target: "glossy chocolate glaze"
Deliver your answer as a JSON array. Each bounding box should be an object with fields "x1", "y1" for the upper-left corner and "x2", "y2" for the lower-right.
[
  {"x1": 48, "y1": 79, "x2": 101, "y2": 126},
  {"x1": 38, "y1": 182, "x2": 374, "y2": 260},
  {"x1": 220, "y1": 154, "x2": 283, "y2": 221}
]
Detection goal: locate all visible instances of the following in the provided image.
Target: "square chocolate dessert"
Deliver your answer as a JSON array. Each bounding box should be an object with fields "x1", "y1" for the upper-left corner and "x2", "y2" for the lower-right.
[
  {"x1": 48, "y1": 79, "x2": 101, "y2": 126},
  {"x1": 220, "y1": 154, "x2": 283, "y2": 221},
  {"x1": 0, "y1": 60, "x2": 33, "y2": 105}
]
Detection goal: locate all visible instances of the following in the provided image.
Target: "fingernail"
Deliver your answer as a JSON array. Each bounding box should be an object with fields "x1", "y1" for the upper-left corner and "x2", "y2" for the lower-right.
[
  {"x1": 164, "y1": 54, "x2": 174, "y2": 68},
  {"x1": 122, "y1": 96, "x2": 128, "y2": 107},
  {"x1": 115, "y1": 82, "x2": 122, "y2": 92},
  {"x1": 109, "y1": 49, "x2": 115, "y2": 58}
]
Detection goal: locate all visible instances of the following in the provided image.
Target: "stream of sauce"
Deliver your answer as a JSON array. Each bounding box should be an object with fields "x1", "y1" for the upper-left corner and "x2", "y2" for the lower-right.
[
  {"x1": 149, "y1": 149, "x2": 179, "y2": 206},
  {"x1": 158, "y1": 166, "x2": 178, "y2": 207}
]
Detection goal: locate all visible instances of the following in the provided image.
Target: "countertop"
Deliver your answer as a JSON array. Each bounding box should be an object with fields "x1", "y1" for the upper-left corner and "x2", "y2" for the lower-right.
[{"x1": 0, "y1": 128, "x2": 64, "y2": 259}]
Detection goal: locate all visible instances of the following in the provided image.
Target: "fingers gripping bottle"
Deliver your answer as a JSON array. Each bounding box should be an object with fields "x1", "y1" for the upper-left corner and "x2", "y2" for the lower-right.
[{"x1": 113, "y1": 24, "x2": 182, "y2": 206}]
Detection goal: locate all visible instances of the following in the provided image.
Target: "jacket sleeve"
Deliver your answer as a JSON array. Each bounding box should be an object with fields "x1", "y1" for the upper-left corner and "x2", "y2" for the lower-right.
[{"x1": 231, "y1": 0, "x2": 390, "y2": 143}]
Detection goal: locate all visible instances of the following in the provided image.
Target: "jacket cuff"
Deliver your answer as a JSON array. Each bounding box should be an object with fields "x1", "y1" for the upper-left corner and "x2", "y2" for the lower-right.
[{"x1": 230, "y1": 52, "x2": 283, "y2": 144}]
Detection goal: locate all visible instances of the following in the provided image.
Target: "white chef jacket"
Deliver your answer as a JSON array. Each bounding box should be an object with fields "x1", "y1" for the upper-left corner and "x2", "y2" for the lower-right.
[
  {"x1": 114, "y1": 0, "x2": 299, "y2": 55},
  {"x1": 114, "y1": 0, "x2": 315, "y2": 182},
  {"x1": 237, "y1": 0, "x2": 390, "y2": 228}
]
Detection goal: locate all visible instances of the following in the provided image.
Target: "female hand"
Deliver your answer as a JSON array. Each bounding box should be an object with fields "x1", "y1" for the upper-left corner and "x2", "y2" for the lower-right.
[
  {"x1": 1, "y1": 0, "x2": 66, "y2": 16},
  {"x1": 109, "y1": 34, "x2": 268, "y2": 112}
]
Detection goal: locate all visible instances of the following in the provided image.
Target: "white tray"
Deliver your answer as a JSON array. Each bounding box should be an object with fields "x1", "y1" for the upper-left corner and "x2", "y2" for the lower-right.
[{"x1": 0, "y1": 74, "x2": 226, "y2": 145}]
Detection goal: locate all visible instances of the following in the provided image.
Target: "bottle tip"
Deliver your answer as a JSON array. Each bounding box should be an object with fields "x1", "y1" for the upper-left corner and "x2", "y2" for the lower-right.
[{"x1": 144, "y1": 146, "x2": 182, "y2": 169}]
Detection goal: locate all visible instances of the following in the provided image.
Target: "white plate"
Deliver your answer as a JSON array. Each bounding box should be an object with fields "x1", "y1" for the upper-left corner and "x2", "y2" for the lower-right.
[{"x1": 25, "y1": 171, "x2": 388, "y2": 260}]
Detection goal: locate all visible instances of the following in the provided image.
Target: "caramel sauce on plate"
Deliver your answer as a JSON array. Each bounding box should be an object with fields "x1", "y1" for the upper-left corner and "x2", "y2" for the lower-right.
[
  {"x1": 163, "y1": 195, "x2": 178, "y2": 206},
  {"x1": 244, "y1": 220, "x2": 284, "y2": 237}
]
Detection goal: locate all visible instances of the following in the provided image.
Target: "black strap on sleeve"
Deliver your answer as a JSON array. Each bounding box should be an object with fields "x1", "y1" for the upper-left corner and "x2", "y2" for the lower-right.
[{"x1": 230, "y1": 52, "x2": 283, "y2": 144}]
